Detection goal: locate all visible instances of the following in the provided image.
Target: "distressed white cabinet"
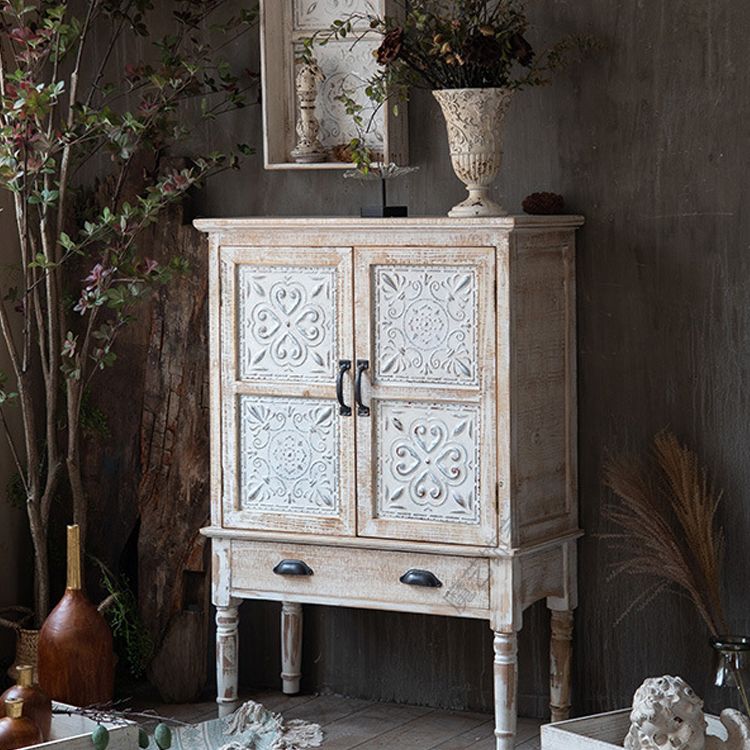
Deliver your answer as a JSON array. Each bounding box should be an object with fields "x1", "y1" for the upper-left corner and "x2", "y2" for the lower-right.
[{"x1": 195, "y1": 216, "x2": 584, "y2": 750}]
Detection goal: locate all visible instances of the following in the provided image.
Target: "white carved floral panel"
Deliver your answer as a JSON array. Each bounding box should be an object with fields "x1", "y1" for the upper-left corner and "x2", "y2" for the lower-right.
[
  {"x1": 374, "y1": 265, "x2": 479, "y2": 386},
  {"x1": 294, "y1": 38, "x2": 384, "y2": 153},
  {"x1": 239, "y1": 395, "x2": 340, "y2": 518},
  {"x1": 237, "y1": 265, "x2": 337, "y2": 383},
  {"x1": 293, "y1": 0, "x2": 379, "y2": 31},
  {"x1": 375, "y1": 400, "x2": 481, "y2": 525}
]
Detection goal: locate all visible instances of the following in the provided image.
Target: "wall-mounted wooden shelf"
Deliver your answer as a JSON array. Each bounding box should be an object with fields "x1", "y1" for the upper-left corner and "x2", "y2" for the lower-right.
[{"x1": 259, "y1": 0, "x2": 409, "y2": 171}]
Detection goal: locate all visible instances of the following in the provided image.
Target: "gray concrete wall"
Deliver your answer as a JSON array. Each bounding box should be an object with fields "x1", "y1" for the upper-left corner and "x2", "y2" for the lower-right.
[{"x1": 190, "y1": 0, "x2": 750, "y2": 716}]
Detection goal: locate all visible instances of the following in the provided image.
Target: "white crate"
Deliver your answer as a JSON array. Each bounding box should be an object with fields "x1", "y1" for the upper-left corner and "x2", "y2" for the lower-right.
[
  {"x1": 27, "y1": 703, "x2": 139, "y2": 750},
  {"x1": 541, "y1": 709, "x2": 728, "y2": 750}
]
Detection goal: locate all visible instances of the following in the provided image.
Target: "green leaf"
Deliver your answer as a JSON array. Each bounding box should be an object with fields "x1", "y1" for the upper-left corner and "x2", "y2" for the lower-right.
[
  {"x1": 138, "y1": 729, "x2": 149, "y2": 749},
  {"x1": 59, "y1": 232, "x2": 75, "y2": 251}
]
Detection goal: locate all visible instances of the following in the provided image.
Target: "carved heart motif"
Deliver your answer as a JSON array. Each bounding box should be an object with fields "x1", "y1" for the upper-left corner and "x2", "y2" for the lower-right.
[
  {"x1": 273, "y1": 332, "x2": 304, "y2": 363},
  {"x1": 392, "y1": 443, "x2": 421, "y2": 478},
  {"x1": 412, "y1": 470, "x2": 445, "y2": 504},
  {"x1": 435, "y1": 445, "x2": 467, "y2": 483},
  {"x1": 412, "y1": 421, "x2": 446, "y2": 456},
  {"x1": 272, "y1": 284, "x2": 303, "y2": 317}
]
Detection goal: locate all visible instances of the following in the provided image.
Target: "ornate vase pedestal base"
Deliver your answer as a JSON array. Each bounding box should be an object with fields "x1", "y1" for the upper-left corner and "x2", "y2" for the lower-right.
[
  {"x1": 448, "y1": 188, "x2": 507, "y2": 218},
  {"x1": 291, "y1": 149, "x2": 326, "y2": 164}
]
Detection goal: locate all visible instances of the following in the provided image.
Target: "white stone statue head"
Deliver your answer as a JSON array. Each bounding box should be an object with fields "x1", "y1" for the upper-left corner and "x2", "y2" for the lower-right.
[{"x1": 624, "y1": 676, "x2": 707, "y2": 750}]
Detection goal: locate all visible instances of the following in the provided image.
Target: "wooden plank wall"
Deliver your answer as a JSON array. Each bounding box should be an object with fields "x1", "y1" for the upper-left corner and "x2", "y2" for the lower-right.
[{"x1": 67, "y1": 0, "x2": 750, "y2": 718}]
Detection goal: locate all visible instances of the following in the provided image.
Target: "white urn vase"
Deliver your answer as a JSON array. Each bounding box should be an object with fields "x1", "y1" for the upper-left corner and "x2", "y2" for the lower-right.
[{"x1": 433, "y1": 87, "x2": 514, "y2": 218}]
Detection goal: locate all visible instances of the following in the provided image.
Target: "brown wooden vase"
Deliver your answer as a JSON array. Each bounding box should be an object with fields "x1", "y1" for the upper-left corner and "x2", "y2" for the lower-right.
[
  {"x1": 0, "y1": 666, "x2": 51, "y2": 740},
  {"x1": 37, "y1": 525, "x2": 115, "y2": 706},
  {"x1": 0, "y1": 699, "x2": 43, "y2": 750}
]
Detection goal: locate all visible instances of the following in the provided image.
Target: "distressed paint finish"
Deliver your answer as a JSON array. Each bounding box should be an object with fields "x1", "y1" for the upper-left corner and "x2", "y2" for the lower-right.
[
  {"x1": 433, "y1": 88, "x2": 515, "y2": 217},
  {"x1": 494, "y1": 631, "x2": 518, "y2": 750},
  {"x1": 197, "y1": 218, "x2": 580, "y2": 744},
  {"x1": 542, "y1": 711, "x2": 732, "y2": 750},
  {"x1": 549, "y1": 610, "x2": 575, "y2": 722},
  {"x1": 281, "y1": 601, "x2": 303, "y2": 694},
  {"x1": 215, "y1": 602, "x2": 240, "y2": 715},
  {"x1": 353, "y1": 243, "x2": 499, "y2": 548},
  {"x1": 217, "y1": 245, "x2": 356, "y2": 537}
]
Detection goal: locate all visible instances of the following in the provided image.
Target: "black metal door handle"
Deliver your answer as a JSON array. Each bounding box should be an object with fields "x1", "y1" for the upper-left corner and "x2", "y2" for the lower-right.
[
  {"x1": 399, "y1": 569, "x2": 443, "y2": 588},
  {"x1": 273, "y1": 560, "x2": 314, "y2": 576},
  {"x1": 355, "y1": 359, "x2": 370, "y2": 417},
  {"x1": 336, "y1": 360, "x2": 352, "y2": 416}
]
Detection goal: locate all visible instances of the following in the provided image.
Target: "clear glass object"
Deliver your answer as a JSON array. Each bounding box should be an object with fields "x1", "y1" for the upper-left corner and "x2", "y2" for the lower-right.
[
  {"x1": 343, "y1": 164, "x2": 419, "y2": 217},
  {"x1": 711, "y1": 635, "x2": 750, "y2": 714}
]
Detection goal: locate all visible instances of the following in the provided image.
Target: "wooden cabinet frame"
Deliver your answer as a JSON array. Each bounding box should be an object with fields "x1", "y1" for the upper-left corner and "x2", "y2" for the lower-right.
[{"x1": 196, "y1": 216, "x2": 584, "y2": 750}]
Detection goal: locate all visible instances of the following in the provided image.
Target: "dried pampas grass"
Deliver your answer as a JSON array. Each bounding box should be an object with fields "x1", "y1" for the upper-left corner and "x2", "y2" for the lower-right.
[{"x1": 603, "y1": 430, "x2": 728, "y2": 636}]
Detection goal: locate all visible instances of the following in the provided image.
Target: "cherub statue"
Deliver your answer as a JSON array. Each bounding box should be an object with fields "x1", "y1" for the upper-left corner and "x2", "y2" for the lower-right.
[{"x1": 624, "y1": 676, "x2": 750, "y2": 750}]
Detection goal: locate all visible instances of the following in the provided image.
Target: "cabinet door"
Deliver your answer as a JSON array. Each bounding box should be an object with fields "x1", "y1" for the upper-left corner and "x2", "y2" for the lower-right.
[
  {"x1": 219, "y1": 246, "x2": 355, "y2": 535},
  {"x1": 354, "y1": 247, "x2": 497, "y2": 546}
]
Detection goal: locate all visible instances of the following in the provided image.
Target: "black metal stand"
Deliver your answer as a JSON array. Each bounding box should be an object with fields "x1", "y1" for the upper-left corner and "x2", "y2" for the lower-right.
[{"x1": 360, "y1": 177, "x2": 408, "y2": 218}]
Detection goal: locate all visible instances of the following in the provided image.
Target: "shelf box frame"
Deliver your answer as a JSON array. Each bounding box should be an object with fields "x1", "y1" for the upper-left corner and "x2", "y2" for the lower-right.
[{"x1": 259, "y1": 0, "x2": 409, "y2": 171}]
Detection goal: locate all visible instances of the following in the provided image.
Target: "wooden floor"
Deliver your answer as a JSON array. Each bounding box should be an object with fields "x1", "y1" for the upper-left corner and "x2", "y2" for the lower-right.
[{"x1": 148, "y1": 691, "x2": 543, "y2": 750}]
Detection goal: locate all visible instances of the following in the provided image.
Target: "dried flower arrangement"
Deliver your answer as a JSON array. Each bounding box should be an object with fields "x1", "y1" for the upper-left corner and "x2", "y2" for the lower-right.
[
  {"x1": 307, "y1": 0, "x2": 592, "y2": 95},
  {"x1": 604, "y1": 431, "x2": 750, "y2": 714},
  {"x1": 303, "y1": 0, "x2": 596, "y2": 169}
]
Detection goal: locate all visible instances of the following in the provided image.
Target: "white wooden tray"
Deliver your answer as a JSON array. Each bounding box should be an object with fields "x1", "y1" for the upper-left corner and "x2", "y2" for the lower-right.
[
  {"x1": 28, "y1": 703, "x2": 138, "y2": 750},
  {"x1": 542, "y1": 709, "x2": 728, "y2": 750}
]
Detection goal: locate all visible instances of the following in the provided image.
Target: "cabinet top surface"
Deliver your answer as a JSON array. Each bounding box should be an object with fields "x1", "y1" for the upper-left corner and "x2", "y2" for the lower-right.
[{"x1": 193, "y1": 214, "x2": 585, "y2": 234}]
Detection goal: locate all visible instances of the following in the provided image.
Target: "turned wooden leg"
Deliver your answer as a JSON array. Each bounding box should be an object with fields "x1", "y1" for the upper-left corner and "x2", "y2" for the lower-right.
[
  {"x1": 493, "y1": 630, "x2": 518, "y2": 750},
  {"x1": 550, "y1": 609, "x2": 574, "y2": 722},
  {"x1": 215, "y1": 601, "x2": 240, "y2": 716},
  {"x1": 281, "y1": 602, "x2": 303, "y2": 695}
]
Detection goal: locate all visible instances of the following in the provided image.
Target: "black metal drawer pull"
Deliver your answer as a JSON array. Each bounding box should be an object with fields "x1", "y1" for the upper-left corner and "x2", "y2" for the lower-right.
[
  {"x1": 355, "y1": 359, "x2": 370, "y2": 417},
  {"x1": 336, "y1": 360, "x2": 352, "y2": 416},
  {"x1": 273, "y1": 560, "x2": 314, "y2": 577},
  {"x1": 399, "y1": 569, "x2": 443, "y2": 588}
]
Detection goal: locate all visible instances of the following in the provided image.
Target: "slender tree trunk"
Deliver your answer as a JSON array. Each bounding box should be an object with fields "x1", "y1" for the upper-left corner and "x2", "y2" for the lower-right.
[{"x1": 27, "y1": 503, "x2": 49, "y2": 626}]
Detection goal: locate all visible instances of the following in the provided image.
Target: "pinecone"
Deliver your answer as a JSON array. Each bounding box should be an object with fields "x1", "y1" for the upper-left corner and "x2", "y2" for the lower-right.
[{"x1": 522, "y1": 192, "x2": 565, "y2": 215}]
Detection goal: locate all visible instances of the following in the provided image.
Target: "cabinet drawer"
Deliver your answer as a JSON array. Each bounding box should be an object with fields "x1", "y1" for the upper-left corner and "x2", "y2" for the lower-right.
[{"x1": 230, "y1": 541, "x2": 490, "y2": 618}]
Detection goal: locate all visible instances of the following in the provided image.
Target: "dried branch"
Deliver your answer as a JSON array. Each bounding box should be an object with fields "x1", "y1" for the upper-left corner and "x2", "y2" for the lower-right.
[
  {"x1": 604, "y1": 430, "x2": 728, "y2": 636},
  {"x1": 52, "y1": 702, "x2": 192, "y2": 728}
]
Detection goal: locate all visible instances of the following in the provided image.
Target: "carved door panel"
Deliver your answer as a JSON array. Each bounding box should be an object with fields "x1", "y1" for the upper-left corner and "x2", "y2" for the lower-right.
[
  {"x1": 354, "y1": 247, "x2": 498, "y2": 546},
  {"x1": 219, "y1": 247, "x2": 355, "y2": 535}
]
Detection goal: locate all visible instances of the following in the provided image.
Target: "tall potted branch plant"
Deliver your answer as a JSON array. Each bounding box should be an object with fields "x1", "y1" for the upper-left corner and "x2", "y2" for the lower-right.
[
  {"x1": 308, "y1": 0, "x2": 594, "y2": 216},
  {"x1": 0, "y1": 0, "x2": 257, "y2": 645}
]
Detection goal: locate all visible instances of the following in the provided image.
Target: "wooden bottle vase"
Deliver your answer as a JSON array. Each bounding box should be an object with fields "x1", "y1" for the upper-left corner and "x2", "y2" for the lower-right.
[
  {"x1": 0, "y1": 699, "x2": 43, "y2": 750},
  {"x1": 37, "y1": 525, "x2": 115, "y2": 706},
  {"x1": 0, "y1": 666, "x2": 51, "y2": 740}
]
